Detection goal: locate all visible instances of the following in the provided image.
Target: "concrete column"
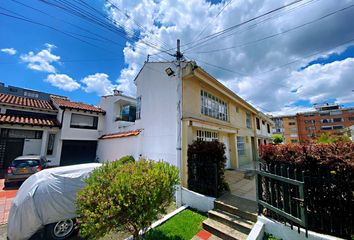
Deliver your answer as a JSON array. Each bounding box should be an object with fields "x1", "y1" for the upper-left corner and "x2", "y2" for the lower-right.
[{"x1": 40, "y1": 130, "x2": 49, "y2": 157}]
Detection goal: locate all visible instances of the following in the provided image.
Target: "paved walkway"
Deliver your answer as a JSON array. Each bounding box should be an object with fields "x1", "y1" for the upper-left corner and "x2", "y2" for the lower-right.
[
  {"x1": 225, "y1": 169, "x2": 256, "y2": 201},
  {"x1": 0, "y1": 179, "x2": 19, "y2": 224}
]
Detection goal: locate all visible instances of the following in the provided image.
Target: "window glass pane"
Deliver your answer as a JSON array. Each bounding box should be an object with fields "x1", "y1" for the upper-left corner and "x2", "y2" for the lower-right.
[{"x1": 70, "y1": 114, "x2": 98, "y2": 129}]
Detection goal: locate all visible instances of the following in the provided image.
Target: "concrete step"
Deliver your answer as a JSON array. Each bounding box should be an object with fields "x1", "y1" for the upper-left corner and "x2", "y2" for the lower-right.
[
  {"x1": 208, "y1": 210, "x2": 254, "y2": 235},
  {"x1": 203, "y1": 218, "x2": 249, "y2": 240},
  {"x1": 214, "y1": 194, "x2": 257, "y2": 222}
]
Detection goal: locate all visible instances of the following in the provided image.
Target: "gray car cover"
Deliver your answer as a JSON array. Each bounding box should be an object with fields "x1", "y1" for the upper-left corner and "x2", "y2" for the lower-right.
[{"x1": 7, "y1": 163, "x2": 102, "y2": 240}]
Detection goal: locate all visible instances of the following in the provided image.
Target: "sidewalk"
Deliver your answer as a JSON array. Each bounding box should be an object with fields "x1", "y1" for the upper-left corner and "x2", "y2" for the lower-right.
[{"x1": 0, "y1": 179, "x2": 18, "y2": 224}]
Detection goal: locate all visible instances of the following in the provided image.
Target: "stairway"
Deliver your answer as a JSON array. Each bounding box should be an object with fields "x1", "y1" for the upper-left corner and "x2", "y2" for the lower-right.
[{"x1": 202, "y1": 193, "x2": 257, "y2": 240}]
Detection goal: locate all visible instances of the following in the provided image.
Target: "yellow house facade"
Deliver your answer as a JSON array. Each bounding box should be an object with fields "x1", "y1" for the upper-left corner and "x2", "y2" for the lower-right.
[{"x1": 180, "y1": 62, "x2": 260, "y2": 187}]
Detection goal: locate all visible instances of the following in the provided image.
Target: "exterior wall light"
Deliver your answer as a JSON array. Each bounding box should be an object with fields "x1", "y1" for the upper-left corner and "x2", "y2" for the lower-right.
[{"x1": 165, "y1": 67, "x2": 175, "y2": 76}]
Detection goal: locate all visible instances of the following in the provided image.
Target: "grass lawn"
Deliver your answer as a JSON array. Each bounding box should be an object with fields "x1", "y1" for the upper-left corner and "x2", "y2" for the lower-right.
[{"x1": 144, "y1": 209, "x2": 207, "y2": 240}]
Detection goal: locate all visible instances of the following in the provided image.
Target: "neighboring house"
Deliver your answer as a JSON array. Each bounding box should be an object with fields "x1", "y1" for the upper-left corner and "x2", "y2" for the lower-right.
[
  {"x1": 255, "y1": 113, "x2": 274, "y2": 147},
  {"x1": 0, "y1": 83, "x2": 105, "y2": 169},
  {"x1": 97, "y1": 61, "x2": 274, "y2": 188}
]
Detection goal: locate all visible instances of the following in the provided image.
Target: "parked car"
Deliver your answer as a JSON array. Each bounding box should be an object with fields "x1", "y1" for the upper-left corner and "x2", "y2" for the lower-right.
[
  {"x1": 5, "y1": 155, "x2": 50, "y2": 187},
  {"x1": 7, "y1": 163, "x2": 102, "y2": 240}
]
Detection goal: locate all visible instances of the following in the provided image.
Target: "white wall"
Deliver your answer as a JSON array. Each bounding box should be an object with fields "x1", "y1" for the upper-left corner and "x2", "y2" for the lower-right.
[
  {"x1": 60, "y1": 110, "x2": 104, "y2": 140},
  {"x1": 97, "y1": 135, "x2": 140, "y2": 162},
  {"x1": 181, "y1": 187, "x2": 215, "y2": 212},
  {"x1": 133, "y1": 62, "x2": 180, "y2": 166},
  {"x1": 23, "y1": 139, "x2": 41, "y2": 155}
]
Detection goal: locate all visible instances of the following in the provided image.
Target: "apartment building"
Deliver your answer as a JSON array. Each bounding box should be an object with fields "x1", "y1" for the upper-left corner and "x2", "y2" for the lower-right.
[
  {"x1": 0, "y1": 83, "x2": 105, "y2": 169},
  {"x1": 97, "y1": 61, "x2": 274, "y2": 188},
  {"x1": 271, "y1": 115, "x2": 299, "y2": 143},
  {"x1": 297, "y1": 103, "x2": 354, "y2": 142}
]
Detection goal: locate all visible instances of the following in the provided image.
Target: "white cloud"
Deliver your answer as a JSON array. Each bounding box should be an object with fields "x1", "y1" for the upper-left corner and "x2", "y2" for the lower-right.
[
  {"x1": 81, "y1": 73, "x2": 117, "y2": 96},
  {"x1": 45, "y1": 74, "x2": 80, "y2": 91},
  {"x1": 106, "y1": 0, "x2": 354, "y2": 114},
  {"x1": 20, "y1": 44, "x2": 60, "y2": 73},
  {"x1": 1, "y1": 48, "x2": 17, "y2": 55}
]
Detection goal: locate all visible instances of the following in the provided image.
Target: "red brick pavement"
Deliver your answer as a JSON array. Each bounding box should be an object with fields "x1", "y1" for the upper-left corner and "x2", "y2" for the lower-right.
[{"x1": 0, "y1": 179, "x2": 18, "y2": 224}]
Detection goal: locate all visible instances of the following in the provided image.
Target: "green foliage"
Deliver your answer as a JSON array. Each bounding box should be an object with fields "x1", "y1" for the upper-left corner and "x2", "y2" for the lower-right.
[
  {"x1": 116, "y1": 155, "x2": 135, "y2": 164},
  {"x1": 144, "y1": 209, "x2": 207, "y2": 240},
  {"x1": 187, "y1": 139, "x2": 229, "y2": 197},
  {"x1": 316, "y1": 132, "x2": 351, "y2": 144},
  {"x1": 272, "y1": 134, "x2": 283, "y2": 144},
  {"x1": 263, "y1": 232, "x2": 282, "y2": 240},
  {"x1": 76, "y1": 159, "x2": 179, "y2": 240}
]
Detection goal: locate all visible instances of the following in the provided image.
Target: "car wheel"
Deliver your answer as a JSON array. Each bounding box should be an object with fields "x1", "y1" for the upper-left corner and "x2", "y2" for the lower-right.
[{"x1": 45, "y1": 219, "x2": 76, "y2": 240}]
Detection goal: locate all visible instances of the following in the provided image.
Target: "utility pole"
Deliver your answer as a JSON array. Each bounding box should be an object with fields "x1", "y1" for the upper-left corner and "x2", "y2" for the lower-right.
[{"x1": 176, "y1": 39, "x2": 183, "y2": 207}]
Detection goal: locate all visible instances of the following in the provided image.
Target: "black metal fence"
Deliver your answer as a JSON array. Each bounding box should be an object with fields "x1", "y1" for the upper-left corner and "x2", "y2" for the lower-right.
[
  {"x1": 188, "y1": 160, "x2": 218, "y2": 197},
  {"x1": 257, "y1": 161, "x2": 354, "y2": 239}
]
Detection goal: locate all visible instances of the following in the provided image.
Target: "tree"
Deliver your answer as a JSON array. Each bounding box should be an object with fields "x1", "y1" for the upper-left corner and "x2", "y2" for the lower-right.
[
  {"x1": 272, "y1": 134, "x2": 283, "y2": 144},
  {"x1": 76, "y1": 159, "x2": 179, "y2": 239}
]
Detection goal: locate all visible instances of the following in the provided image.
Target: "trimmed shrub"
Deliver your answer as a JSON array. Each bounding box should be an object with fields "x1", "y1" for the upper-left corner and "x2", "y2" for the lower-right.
[
  {"x1": 259, "y1": 142, "x2": 354, "y2": 238},
  {"x1": 76, "y1": 159, "x2": 179, "y2": 240},
  {"x1": 116, "y1": 155, "x2": 135, "y2": 164},
  {"x1": 187, "y1": 139, "x2": 229, "y2": 197},
  {"x1": 272, "y1": 134, "x2": 283, "y2": 144}
]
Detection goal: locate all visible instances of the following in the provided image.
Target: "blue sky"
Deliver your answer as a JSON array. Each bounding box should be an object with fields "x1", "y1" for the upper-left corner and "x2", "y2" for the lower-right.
[{"x1": 0, "y1": 0, "x2": 353, "y2": 115}]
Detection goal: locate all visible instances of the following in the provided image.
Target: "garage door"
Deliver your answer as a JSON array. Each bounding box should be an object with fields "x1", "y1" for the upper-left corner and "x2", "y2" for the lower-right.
[{"x1": 60, "y1": 140, "x2": 97, "y2": 166}]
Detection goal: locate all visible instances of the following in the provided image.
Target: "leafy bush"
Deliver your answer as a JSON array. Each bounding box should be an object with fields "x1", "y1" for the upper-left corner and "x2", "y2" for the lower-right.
[
  {"x1": 316, "y1": 132, "x2": 351, "y2": 144},
  {"x1": 76, "y1": 159, "x2": 179, "y2": 240},
  {"x1": 259, "y1": 142, "x2": 354, "y2": 238},
  {"x1": 272, "y1": 134, "x2": 283, "y2": 144},
  {"x1": 187, "y1": 139, "x2": 229, "y2": 197},
  {"x1": 116, "y1": 155, "x2": 135, "y2": 164}
]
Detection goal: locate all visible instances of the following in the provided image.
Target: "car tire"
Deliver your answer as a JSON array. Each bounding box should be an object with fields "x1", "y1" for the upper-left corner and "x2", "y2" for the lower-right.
[{"x1": 45, "y1": 219, "x2": 76, "y2": 240}]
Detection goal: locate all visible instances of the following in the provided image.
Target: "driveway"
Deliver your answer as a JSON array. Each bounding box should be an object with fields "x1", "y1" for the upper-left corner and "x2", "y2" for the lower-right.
[{"x1": 0, "y1": 171, "x2": 19, "y2": 225}]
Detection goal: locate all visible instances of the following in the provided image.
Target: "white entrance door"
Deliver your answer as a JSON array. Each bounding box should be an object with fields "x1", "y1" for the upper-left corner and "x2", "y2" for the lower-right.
[{"x1": 223, "y1": 135, "x2": 231, "y2": 169}]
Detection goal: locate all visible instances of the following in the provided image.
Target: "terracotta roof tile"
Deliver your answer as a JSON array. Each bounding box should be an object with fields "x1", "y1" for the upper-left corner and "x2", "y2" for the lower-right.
[
  {"x1": 99, "y1": 129, "x2": 142, "y2": 140},
  {"x1": 51, "y1": 97, "x2": 105, "y2": 113},
  {"x1": 0, "y1": 114, "x2": 60, "y2": 127},
  {"x1": 0, "y1": 93, "x2": 55, "y2": 110}
]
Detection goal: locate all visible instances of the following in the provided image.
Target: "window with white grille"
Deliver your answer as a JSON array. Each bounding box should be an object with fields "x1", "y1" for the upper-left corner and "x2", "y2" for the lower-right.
[
  {"x1": 200, "y1": 90, "x2": 228, "y2": 121},
  {"x1": 196, "y1": 130, "x2": 218, "y2": 141}
]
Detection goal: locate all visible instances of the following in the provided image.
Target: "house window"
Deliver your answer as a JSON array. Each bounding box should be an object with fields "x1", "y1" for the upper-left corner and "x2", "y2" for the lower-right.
[
  {"x1": 304, "y1": 120, "x2": 315, "y2": 124},
  {"x1": 320, "y1": 126, "x2": 332, "y2": 130},
  {"x1": 330, "y1": 110, "x2": 342, "y2": 115},
  {"x1": 290, "y1": 133, "x2": 298, "y2": 137},
  {"x1": 200, "y1": 90, "x2": 228, "y2": 121},
  {"x1": 24, "y1": 91, "x2": 39, "y2": 98},
  {"x1": 288, "y1": 116, "x2": 295, "y2": 120},
  {"x1": 237, "y1": 136, "x2": 245, "y2": 156},
  {"x1": 304, "y1": 113, "x2": 315, "y2": 117},
  {"x1": 7, "y1": 129, "x2": 42, "y2": 139},
  {"x1": 117, "y1": 105, "x2": 136, "y2": 122},
  {"x1": 256, "y1": 118, "x2": 260, "y2": 130},
  {"x1": 46, "y1": 134, "x2": 55, "y2": 155},
  {"x1": 136, "y1": 96, "x2": 141, "y2": 120},
  {"x1": 320, "y1": 119, "x2": 331, "y2": 123},
  {"x1": 319, "y1": 111, "x2": 330, "y2": 116},
  {"x1": 333, "y1": 126, "x2": 344, "y2": 130},
  {"x1": 288, "y1": 122, "x2": 296, "y2": 126},
  {"x1": 349, "y1": 116, "x2": 354, "y2": 121},
  {"x1": 246, "y1": 112, "x2": 251, "y2": 128},
  {"x1": 235, "y1": 106, "x2": 239, "y2": 113},
  {"x1": 196, "y1": 130, "x2": 218, "y2": 141},
  {"x1": 70, "y1": 113, "x2": 98, "y2": 129},
  {"x1": 291, "y1": 139, "x2": 298, "y2": 143},
  {"x1": 306, "y1": 126, "x2": 315, "y2": 131},
  {"x1": 267, "y1": 124, "x2": 270, "y2": 133},
  {"x1": 333, "y1": 118, "x2": 343, "y2": 122}
]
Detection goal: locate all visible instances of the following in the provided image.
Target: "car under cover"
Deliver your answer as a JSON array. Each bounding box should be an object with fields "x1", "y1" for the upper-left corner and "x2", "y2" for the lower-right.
[{"x1": 7, "y1": 163, "x2": 102, "y2": 240}]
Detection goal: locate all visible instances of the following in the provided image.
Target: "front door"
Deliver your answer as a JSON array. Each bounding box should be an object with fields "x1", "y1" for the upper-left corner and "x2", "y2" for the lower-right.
[{"x1": 223, "y1": 135, "x2": 231, "y2": 169}]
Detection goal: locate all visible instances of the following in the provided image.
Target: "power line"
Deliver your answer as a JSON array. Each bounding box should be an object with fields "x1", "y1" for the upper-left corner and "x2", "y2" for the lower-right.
[
  {"x1": 189, "y1": 3, "x2": 354, "y2": 54},
  {"x1": 181, "y1": 0, "x2": 308, "y2": 52}
]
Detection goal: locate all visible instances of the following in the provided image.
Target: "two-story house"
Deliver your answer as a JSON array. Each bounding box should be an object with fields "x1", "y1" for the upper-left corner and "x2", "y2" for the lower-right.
[
  {"x1": 0, "y1": 83, "x2": 105, "y2": 168},
  {"x1": 97, "y1": 61, "x2": 273, "y2": 188}
]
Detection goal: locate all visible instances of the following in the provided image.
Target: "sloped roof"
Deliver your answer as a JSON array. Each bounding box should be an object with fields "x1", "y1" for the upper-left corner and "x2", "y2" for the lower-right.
[
  {"x1": 99, "y1": 129, "x2": 142, "y2": 140},
  {"x1": 0, "y1": 114, "x2": 59, "y2": 127},
  {"x1": 51, "y1": 97, "x2": 105, "y2": 113},
  {"x1": 0, "y1": 93, "x2": 55, "y2": 110}
]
